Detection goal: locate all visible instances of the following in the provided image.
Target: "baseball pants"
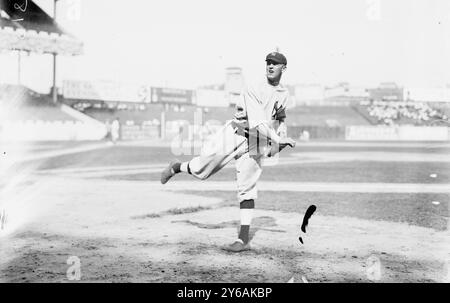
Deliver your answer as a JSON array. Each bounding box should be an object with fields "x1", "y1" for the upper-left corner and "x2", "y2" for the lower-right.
[{"x1": 187, "y1": 121, "x2": 268, "y2": 202}]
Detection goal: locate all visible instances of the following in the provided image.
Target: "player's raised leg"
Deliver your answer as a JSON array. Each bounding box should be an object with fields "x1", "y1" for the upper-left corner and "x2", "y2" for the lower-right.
[
  {"x1": 160, "y1": 160, "x2": 185, "y2": 184},
  {"x1": 160, "y1": 121, "x2": 246, "y2": 184}
]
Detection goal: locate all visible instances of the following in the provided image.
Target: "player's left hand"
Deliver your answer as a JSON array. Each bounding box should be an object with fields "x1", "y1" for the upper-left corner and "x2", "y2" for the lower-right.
[
  {"x1": 267, "y1": 137, "x2": 296, "y2": 157},
  {"x1": 279, "y1": 137, "x2": 296, "y2": 148}
]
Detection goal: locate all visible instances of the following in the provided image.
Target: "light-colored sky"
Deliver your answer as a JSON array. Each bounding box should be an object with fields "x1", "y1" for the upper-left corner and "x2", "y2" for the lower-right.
[{"x1": 1, "y1": 0, "x2": 449, "y2": 93}]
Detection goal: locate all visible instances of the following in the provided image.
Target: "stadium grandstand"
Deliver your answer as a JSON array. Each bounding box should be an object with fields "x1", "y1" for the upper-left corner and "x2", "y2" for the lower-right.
[
  {"x1": 0, "y1": 0, "x2": 83, "y2": 98},
  {"x1": 287, "y1": 106, "x2": 370, "y2": 127},
  {"x1": 0, "y1": 83, "x2": 75, "y2": 121},
  {"x1": 0, "y1": 0, "x2": 108, "y2": 141},
  {"x1": 349, "y1": 83, "x2": 450, "y2": 127},
  {"x1": 60, "y1": 77, "x2": 378, "y2": 141},
  {"x1": 1, "y1": 1, "x2": 448, "y2": 142},
  {"x1": 354, "y1": 100, "x2": 449, "y2": 126}
]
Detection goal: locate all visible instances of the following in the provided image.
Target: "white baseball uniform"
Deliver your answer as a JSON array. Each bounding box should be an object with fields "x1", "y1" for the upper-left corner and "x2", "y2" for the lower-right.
[
  {"x1": 187, "y1": 79, "x2": 289, "y2": 202},
  {"x1": 111, "y1": 119, "x2": 120, "y2": 142}
]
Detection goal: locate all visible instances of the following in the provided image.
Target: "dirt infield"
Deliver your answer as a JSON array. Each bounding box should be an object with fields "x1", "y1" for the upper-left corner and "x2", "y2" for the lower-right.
[{"x1": 0, "y1": 141, "x2": 449, "y2": 282}]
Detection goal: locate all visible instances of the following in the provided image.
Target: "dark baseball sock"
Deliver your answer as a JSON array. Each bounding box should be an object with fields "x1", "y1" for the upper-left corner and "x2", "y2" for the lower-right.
[
  {"x1": 172, "y1": 162, "x2": 181, "y2": 173},
  {"x1": 179, "y1": 162, "x2": 192, "y2": 174},
  {"x1": 239, "y1": 199, "x2": 254, "y2": 244},
  {"x1": 238, "y1": 225, "x2": 250, "y2": 244}
]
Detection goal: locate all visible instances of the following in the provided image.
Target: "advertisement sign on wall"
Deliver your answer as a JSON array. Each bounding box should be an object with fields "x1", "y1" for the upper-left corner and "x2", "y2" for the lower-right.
[
  {"x1": 62, "y1": 80, "x2": 151, "y2": 103},
  {"x1": 151, "y1": 87, "x2": 193, "y2": 104}
]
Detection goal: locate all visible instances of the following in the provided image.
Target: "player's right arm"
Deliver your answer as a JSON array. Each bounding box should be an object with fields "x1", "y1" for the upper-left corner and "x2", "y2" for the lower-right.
[{"x1": 256, "y1": 122, "x2": 295, "y2": 147}]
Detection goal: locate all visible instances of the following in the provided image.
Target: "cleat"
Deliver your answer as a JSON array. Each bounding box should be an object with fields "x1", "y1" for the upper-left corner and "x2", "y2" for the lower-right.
[
  {"x1": 160, "y1": 161, "x2": 179, "y2": 184},
  {"x1": 222, "y1": 239, "x2": 251, "y2": 252}
]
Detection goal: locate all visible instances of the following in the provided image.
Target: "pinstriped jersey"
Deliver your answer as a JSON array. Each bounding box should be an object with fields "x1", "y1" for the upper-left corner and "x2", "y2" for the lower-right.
[{"x1": 233, "y1": 80, "x2": 289, "y2": 132}]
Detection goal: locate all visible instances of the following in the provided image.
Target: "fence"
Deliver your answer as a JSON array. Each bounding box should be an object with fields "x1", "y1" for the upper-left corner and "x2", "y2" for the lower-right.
[
  {"x1": 120, "y1": 125, "x2": 160, "y2": 141},
  {"x1": 345, "y1": 125, "x2": 449, "y2": 141},
  {"x1": 288, "y1": 125, "x2": 345, "y2": 140}
]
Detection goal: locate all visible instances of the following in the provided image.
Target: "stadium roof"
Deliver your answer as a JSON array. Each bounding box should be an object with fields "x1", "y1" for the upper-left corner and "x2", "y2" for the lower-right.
[{"x1": 0, "y1": 0, "x2": 83, "y2": 55}]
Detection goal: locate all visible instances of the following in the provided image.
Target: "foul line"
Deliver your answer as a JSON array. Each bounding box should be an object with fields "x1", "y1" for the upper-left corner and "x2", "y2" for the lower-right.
[{"x1": 151, "y1": 181, "x2": 450, "y2": 194}]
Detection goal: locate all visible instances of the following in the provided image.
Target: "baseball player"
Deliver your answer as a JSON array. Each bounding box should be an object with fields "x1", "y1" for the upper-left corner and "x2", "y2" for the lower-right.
[
  {"x1": 111, "y1": 117, "x2": 121, "y2": 144},
  {"x1": 160, "y1": 52, "x2": 296, "y2": 252}
]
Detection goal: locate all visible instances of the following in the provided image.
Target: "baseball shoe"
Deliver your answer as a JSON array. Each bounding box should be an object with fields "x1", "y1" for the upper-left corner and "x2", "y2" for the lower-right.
[
  {"x1": 160, "y1": 161, "x2": 179, "y2": 184},
  {"x1": 222, "y1": 239, "x2": 251, "y2": 252}
]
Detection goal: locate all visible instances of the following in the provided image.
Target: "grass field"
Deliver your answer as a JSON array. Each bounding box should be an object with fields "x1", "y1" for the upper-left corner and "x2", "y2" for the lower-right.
[{"x1": 0, "y1": 140, "x2": 449, "y2": 282}]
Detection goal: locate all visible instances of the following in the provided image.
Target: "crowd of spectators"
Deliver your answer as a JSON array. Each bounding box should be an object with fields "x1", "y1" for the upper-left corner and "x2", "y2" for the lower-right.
[{"x1": 362, "y1": 100, "x2": 448, "y2": 125}]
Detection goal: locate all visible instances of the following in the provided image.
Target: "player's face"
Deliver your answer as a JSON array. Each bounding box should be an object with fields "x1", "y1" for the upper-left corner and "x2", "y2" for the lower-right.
[{"x1": 266, "y1": 60, "x2": 285, "y2": 82}]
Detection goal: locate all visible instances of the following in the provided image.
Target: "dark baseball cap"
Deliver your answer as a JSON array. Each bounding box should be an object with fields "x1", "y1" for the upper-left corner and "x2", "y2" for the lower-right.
[{"x1": 265, "y1": 52, "x2": 287, "y2": 65}]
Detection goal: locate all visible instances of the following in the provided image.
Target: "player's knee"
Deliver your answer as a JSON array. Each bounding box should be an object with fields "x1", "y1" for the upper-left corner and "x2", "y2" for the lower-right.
[
  {"x1": 190, "y1": 167, "x2": 211, "y2": 180},
  {"x1": 198, "y1": 172, "x2": 212, "y2": 180}
]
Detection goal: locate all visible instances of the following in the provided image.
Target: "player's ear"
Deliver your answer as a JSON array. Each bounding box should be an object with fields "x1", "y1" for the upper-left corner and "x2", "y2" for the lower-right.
[{"x1": 281, "y1": 64, "x2": 287, "y2": 73}]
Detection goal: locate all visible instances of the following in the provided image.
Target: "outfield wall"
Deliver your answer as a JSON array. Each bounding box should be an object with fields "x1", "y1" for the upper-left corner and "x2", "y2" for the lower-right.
[
  {"x1": 288, "y1": 125, "x2": 345, "y2": 140},
  {"x1": 121, "y1": 125, "x2": 160, "y2": 141},
  {"x1": 4, "y1": 122, "x2": 447, "y2": 142},
  {"x1": 345, "y1": 125, "x2": 449, "y2": 141}
]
